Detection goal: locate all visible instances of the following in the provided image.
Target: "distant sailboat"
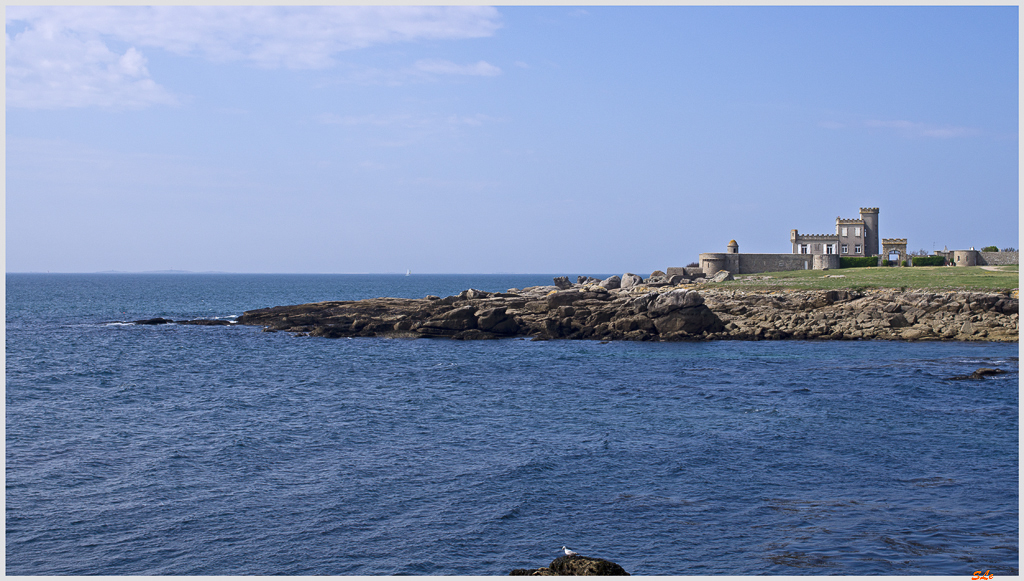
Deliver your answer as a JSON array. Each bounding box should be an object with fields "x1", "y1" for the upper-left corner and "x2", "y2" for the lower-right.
[{"x1": 406, "y1": 269, "x2": 411, "y2": 276}]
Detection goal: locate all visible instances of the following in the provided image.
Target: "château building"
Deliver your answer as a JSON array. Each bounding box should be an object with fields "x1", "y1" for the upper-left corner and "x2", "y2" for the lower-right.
[{"x1": 790, "y1": 207, "x2": 879, "y2": 257}]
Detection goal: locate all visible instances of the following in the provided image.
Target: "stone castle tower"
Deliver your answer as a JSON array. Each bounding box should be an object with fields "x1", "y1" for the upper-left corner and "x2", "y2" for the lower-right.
[{"x1": 860, "y1": 207, "x2": 879, "y2": 257}]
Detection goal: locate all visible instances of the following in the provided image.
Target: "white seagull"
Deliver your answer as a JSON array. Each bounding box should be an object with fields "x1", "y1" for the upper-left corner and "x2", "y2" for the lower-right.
[{"x1": 562, "y1": 546, "x2": 578, "y2": 556}]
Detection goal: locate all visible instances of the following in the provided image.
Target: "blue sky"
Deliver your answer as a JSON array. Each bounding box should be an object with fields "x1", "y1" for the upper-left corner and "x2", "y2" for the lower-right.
[{"x1": 6, "y1": 6, "x2": 1018, "y2": 273}]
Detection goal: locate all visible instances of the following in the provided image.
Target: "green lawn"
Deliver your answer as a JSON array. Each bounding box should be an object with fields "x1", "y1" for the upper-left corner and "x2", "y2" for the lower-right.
[{"x1": 709, "y1": 265, "x2": 1020, "y2": 292}]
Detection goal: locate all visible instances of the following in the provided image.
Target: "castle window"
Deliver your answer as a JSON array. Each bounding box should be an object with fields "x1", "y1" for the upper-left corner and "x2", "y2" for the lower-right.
[
  {"x1": 855, "y1": 244, "x2": 861, "y2": 254},
  {"x1": 799, "y1": 244, "x2": 808, "y2": 254},
  {"x1": 825, "y1": 244, "x2": 835, "y2": 255},
  {"x1": 841, "y1": 227, "x2": 848, "y2": 237},
  {"x1": 854, "y1": 227, "x2": 861, "y2": 237},
  {"x1": 841, "y1": 244, "x2": 848, "y2": 254}
]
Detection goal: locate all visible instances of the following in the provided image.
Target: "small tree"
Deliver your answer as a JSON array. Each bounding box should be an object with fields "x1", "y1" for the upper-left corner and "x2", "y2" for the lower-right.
[
  {"x1": 1001, "y1": 247, "x2": 1017, "y2": 253},
  {"x1": 981, "y1": 246, "x2": 999, "y2": 252}
]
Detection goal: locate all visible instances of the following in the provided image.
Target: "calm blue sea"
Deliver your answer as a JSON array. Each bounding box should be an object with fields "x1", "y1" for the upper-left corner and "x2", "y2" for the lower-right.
[{"x1": 6, "y1": 274, "x2": 1019, "y2": 575}]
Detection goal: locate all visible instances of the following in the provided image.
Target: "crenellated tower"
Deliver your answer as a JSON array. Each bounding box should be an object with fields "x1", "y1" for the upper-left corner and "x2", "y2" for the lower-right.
[{"x1": 860, "y1": 207, "x2": 879, "y2": 257}]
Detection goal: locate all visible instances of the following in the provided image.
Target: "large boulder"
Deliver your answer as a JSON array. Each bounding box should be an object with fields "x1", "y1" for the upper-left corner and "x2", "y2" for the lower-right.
[
  {"x1": 553, "y1": 276, "x2": 573, "y2": 290},
  {"x1": 624, "y1": 292, "x2": 659, "y2": 314},
  {"x1": 510, "y1": 554, "x2": 629, "y2": 576},
  {"x1": 547, "y1": 289, "x2": 611, "y2": 308},
  {"x1": 708, "y1": 270, "x2": 734, "y2": 283},
  {"x1": 613, "y1": 314, "x2": 654, "y2": 333},
  {"x1": 459, "y1": 288, "x2": 492, "y2": 300},
  {"x1": 420, "y1": 305, "x2": 478, "y2": 331},
  {"x1": 620, "y1": 273, "x2": 643, "y2": 289},
  {"x1": 599, "y1": 275, "x2": 621, "y2": 290},
  {"x1": 476, "y1": 307, "x2": 519, "y2": 334},
  {"x1": 653, "y1": 307, "x2": 722, "y2": 336},
  {"x1": 646, "y1": 289, "x2": 704, "y2": 318},
  {"x1": 549, "y1": 555, "x2": 629, "y2": 576}
]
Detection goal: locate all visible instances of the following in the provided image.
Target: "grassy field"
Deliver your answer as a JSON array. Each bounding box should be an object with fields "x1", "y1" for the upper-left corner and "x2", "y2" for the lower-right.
[{"x1": 708, "y1": 265, "x2": 1019, "y2": 292}]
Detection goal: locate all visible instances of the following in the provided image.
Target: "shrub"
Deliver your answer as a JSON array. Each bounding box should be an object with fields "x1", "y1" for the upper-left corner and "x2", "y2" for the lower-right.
[
  {"x1": 1001, "y1": 247, "x2": 1017, "y2": 253},
  {"x1": 685, "y1": 262, "x2": 699, "y2": 268},
  {"x1": 901, "y1": 260, "x2": 908, "y2": 267},
  {"x1": 910, "y1": 255, "x2": 946, "y2": 266},
  {"x1": 840, "y1": 256, "x2": 879, "y2": 268},
  {"x1": 982, "y1": 246, "x2": 999, "y2": 252}
]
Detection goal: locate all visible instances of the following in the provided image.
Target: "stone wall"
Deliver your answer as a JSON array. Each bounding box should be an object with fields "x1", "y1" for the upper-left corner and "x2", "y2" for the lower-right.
[
  {"x1": 666, "y1": 267, "x2": 706, "y2": 278},
  {"x1": 812, "y1": 254, "x2": 841, "y2": 270},
  {"x1": 739, "y1": 254, "x2": 813, "y2": 274},
  {"x1": 979, "y1": 251, "x2": 1019, "y2": 266}
]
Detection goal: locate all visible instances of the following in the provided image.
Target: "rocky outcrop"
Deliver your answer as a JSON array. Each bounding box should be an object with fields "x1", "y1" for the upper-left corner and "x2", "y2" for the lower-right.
[
  {"x1": 699, "y1": 288, "x2": 1018, "y2": 342},
  {"x1": 236, "y1": 284, "x2": 723, "y2": 341},
  {"x1": 510, "y1": 554, "x2": 629, "y2": 576},
  {"x1": 130, "y1": 318, "x2": 232, "y2": 326},
  {"x1": 947, "y1": 368, "x2": 1010, "y2": 380},
  {"x1": 226, "y1": 276, "x2": 1018, "y2": 343}
]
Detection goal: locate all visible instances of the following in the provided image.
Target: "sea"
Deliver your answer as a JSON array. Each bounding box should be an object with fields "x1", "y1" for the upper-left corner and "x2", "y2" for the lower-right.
[{"x1": 5, "y1": 273, "x2": 1019, "y2": 575}]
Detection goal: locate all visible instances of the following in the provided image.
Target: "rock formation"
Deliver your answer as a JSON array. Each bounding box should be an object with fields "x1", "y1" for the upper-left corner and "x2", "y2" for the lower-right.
[
  {"x1": 229, "y1": 276, "x2": 1018, "y2": 342},
  {"x1": 510, "y1": 554, "x2": 629, "y2": 576},
  {"x1": 130, "y1": 317, "x2": 232, "y2": 326},
  {"x1": 947, "y1": 368, "x2": 1010, "y2": 380}
]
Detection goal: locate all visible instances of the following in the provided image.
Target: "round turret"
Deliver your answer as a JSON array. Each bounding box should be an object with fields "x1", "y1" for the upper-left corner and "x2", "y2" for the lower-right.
[{"x1": 727, "y1": 239, "x2": 739, "y2": 254}]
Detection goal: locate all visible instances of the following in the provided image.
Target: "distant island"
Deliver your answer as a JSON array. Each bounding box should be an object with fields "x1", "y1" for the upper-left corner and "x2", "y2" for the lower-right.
[{"x1": 94, "y1": 270, "x2": 234, "y2": 274}]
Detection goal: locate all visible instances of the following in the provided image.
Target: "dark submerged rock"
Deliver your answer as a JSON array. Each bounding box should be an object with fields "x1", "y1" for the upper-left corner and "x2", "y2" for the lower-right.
[
  {"x1": 947, "y1": 367, "x2": 1009, "y2": 380},
  {"x1": 176, "y1": 319, "x2": 233, "y2": 326},
  {"x1": 133, "y1": 318, "x2": 173, "y2": 325}
]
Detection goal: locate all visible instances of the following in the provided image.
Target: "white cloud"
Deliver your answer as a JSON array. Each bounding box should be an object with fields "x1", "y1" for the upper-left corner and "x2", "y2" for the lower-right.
[
  {"x1": 413, "y1": 59, "x2": 501, "y2": 77},
  {"x1": 5, "y1": 26, "x2": 178, "y2": 109},
  {"x1": 445, "y1": 113, "x2": 501, "y2": 126},
  {"x1": 317, "y1": 113, "x2": 426, "y2": 127},
  {"x1": 321, "y1": 59, "x2": 502, "y2": 87},
  {"x1": 316, "y1": 112, "x2": 500, "y2": 128},
  {"x1": 865, "y1": 119, "x2": 978, "y2": 138},
  {"x1": 6, "y1": 6, "x2": 503, "y2": 109}
]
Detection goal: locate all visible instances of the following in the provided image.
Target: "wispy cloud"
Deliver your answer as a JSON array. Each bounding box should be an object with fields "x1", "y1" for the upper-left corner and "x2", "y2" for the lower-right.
[
  {"x1": 864, "y1": 119, "x2": 979, "y2": 138},
  {"x1": 817, "y1": 121, "x2": 845, "y2": 130},
  {"x1": 316, "y1": 113, "x2": 429, "y2": 128},
  {"x1": 818, "y1": 118, "x2": 979, "y2": 138},
  {"x1": 413, "y1": 59, "x2": 501, "y2": 77},
  {"x1": 6, "y1": 6, "x2": 503, "y2": 109},
  {"x1": 324, "y1": 59, "x2": 503, "y2": 87},
  {"x1": 316, "y1": 112, "x2": 500, "y2": 128}
]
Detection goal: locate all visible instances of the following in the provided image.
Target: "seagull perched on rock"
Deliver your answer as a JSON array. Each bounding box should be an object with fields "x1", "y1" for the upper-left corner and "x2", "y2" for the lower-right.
[{"x1": 562, "y1": 546, "x2": 578, "y2": 556}]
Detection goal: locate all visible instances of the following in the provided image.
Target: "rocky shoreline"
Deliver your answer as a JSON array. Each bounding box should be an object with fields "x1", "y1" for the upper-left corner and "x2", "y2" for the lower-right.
[{"x1": 231, "y1": 274, "x2": 1018, "y2": 343}]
